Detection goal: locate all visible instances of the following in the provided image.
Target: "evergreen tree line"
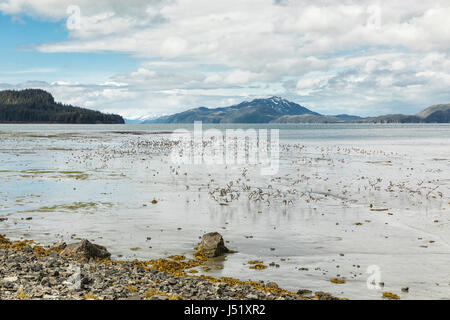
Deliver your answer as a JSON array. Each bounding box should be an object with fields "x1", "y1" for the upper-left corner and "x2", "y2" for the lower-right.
[{"x1": 0, "y1": 89, "x2": 124, "y2": 124}]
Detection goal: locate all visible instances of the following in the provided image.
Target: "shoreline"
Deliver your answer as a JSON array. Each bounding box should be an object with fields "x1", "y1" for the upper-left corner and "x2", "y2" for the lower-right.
[
  {"x1": 0, "y1": 235, "x2": 342, "y2": 300},
  {"x1": 0, "y1": 122, "x2": 125, "y2": 125}
]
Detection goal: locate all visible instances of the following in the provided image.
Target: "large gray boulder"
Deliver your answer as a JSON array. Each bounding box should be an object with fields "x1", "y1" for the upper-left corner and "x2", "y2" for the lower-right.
[
  {"x1": 60, "y1": 239, "x2": 111, "y2": 262},
  {"x1": 197, "y1": 232, "x2": 230, "y2": 258}
]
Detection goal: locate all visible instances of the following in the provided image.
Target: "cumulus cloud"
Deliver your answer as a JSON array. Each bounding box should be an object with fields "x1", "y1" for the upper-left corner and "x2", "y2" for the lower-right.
[{"x1": 1, "y1": 0, "x2": 450, "y2": 116}]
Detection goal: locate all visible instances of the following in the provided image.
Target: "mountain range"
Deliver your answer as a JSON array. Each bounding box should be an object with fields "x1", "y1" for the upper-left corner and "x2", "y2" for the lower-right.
[
  {"x1": 1, "y1": 90, "x2": 448, "y2": 125},
  {"x1": 141, "y1": 97, "x2": 450, "y2": 124}
]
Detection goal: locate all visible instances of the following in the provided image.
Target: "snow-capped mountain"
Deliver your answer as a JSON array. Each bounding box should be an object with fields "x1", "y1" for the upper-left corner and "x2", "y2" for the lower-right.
[
  {"x1": 124, "y1": 114, "x2": 159, "y2": 124},
  {"x1": 144, "y1": 96, "x2": 320, "y2": 124}
]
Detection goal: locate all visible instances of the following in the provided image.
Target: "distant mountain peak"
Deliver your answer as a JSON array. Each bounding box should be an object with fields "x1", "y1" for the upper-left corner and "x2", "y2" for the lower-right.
[
  {"x1": 268, "y1": 96, "x2": 290, "y2": 105},
  {"x1": 268, "y1": 96, "x2": 283, "y2": 101},
  {"x1": 145, "y1": 96, "x2": 320, "y2": 124},
  {"x1": 246, "y1": 96, "x2": 288, "y2": 104},
  {"x1": 416, "y1": 103, "x2": 450, "y2": 118},
  {"x1": 270, "y1": 96, "x2": 289, "y2": 101}
]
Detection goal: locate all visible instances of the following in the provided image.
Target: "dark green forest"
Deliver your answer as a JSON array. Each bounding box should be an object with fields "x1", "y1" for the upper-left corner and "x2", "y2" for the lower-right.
[{"x1": 0, "y1": 89, "x2": 124, "y2": 124}]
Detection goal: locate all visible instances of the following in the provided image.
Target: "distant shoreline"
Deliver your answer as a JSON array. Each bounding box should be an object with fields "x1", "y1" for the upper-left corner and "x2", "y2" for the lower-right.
[
  {"x1": 2, "y1": 122, "x2": 449, "y2": 125},
  {"x1": 0, "y1": 121, "x2": 127, "y2": 125}
]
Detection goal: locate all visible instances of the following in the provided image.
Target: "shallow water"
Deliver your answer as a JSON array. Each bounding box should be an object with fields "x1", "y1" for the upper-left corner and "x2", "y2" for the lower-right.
[{"x1": 0, "y1": 123, "x2": 449, "y2": 300}]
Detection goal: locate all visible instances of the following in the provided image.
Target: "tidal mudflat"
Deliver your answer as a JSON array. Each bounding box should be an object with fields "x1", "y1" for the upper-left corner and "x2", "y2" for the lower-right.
[{"x1": 0, "y1": 124, "x2": 449, "y2": 300}]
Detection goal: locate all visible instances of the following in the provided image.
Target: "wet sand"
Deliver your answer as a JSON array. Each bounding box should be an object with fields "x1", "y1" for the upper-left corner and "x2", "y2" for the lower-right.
[{"x1": 0, "y1": 124, "x2": 449, "y2": 300}]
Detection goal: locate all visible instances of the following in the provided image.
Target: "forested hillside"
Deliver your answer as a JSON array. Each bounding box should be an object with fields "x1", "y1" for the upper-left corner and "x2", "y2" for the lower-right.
[{"x1": 0, "y1": 89, "x2": 124, "y2": 124}]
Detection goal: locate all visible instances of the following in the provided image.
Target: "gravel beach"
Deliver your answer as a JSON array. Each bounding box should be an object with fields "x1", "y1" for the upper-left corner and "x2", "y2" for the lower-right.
[{"x1": 0, "y1": 235, "x2": 341, "y2": 300}]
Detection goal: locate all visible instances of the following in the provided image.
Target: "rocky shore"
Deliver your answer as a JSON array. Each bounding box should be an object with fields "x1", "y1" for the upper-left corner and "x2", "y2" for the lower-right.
[{"x1": 0, "y1": 234, "x2": 341, "y2": 300}]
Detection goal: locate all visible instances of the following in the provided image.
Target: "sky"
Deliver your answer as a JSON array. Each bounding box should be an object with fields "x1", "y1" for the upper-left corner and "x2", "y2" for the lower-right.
[{"x1": 0, "y1": 0, "x2": 449, "y2": 119}]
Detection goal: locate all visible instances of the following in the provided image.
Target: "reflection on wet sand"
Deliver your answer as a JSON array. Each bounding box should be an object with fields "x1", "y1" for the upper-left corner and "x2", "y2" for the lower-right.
[{"x1": 0, "y1": 124, "x2": 449, "y2": 300}]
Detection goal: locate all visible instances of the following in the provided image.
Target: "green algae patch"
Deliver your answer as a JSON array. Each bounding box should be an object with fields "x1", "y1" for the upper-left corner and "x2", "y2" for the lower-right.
[
  {"x1": 17, "y1": 169, "x2": 90, "y2": 180},
  {"x1": 21, "y1": 169, "x2": 55, "y2": 174},
  {"x1": 21, "y1": 134, "x2": 62, "y2": 139},
  {"x1": 366, "y1": 161, "x2": 392, "y2": 165},
  {"x1": 14, "y1": 194, "x2": 41, "y2": 205},
  {"x1": 21, "y1": 202, "x2": 113, "y2": 214},
  {"x1": 0, "y1": 169, "x2": 90, "y2": 180},
  {"x1": 59, "y1": 172, "x2": 89, "y2": 180}
]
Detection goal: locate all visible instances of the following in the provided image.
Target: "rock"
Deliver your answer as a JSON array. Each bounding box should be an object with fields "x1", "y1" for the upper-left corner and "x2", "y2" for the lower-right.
[
  {"x1": 121, "y1": 293, "x2": 142, "y2": 300},
  {"x1": 297, "y1": 289, "x2": 312, "y2": 296},
  {"x1": 30, "y1": 263, "x2": 42, "y2": 272},
  {"x1": 2, "y1": 276, "x2": 18, "y2": 283},
  {"x1": 24, "y1": 246, "x2": 33, "y2": 254},
  {"x1": 266, "y1": 282, "x2": 279, "y2": 289},
  {"x1": 51, "y1": 242, "x2": 67, "y2": 252},
  {"x1": 151, "y1": 295, "x2": 169, "y2": 300},
  {"x1": 48, "y1": 251, "x2": 59, "y2": 258},
  {"x1": 246, "y1": 293, "x2": 258, "y2": 300},
  {"x1": 315, "y1": 291, "x2": 338, "y2": 300},
  {"x1": 197, "y1": 232, "x2": 229, "y2": 258},
  {"x1": 60, "y1": 239, "x2": 111, "y2": 262}
]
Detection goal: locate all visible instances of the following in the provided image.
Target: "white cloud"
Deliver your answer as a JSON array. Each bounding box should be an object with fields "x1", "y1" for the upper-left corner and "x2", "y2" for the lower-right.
[
  {"x1": 1, "y1": 0, "x2": 450, "y2": 116},
  {"x1": 296, "y1": 78, "x2": 323, "y2": 90},
  {"x1": 224, "y1": 70, "x2": 257, "y2": 85},
  {"x1": 160, "y1": 37, "x2": 188, "y2": 57},
  {"x1": 203, "y1": 74, "x2": 222, "y2": 84}
]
